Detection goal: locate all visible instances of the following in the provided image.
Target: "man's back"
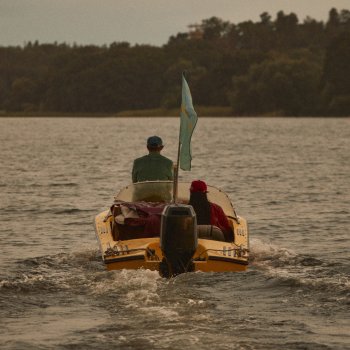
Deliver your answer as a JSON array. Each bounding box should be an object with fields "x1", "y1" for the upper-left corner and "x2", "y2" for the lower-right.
[{"x1": 132, "y1": 153, "x2": 173, "y2": 183}]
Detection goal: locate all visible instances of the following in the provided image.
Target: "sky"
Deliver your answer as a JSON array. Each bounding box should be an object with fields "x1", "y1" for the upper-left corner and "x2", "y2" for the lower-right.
[{"x1": 0, "y1": 0, "x2": 349, "y2": 47}]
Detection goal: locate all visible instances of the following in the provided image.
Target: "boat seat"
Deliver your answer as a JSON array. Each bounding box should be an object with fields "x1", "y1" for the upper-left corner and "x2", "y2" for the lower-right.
[
  {"x1": 110, "y1": 202, "x2": 164, "y2": 240},
  {"x1": 111, "y1": 205, "x2": 148, "y2": 240},
  {"x1": 197, "y1": 225, "x2": 226, "y2": 242},
  {"x1": 115, "y1": 222, "x2": 157, "y2": 240}
]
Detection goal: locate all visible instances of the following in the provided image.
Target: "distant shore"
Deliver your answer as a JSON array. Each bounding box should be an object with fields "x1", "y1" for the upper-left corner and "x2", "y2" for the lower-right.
[
  {"x1": 0, "y1": 107, "x2": 348, "y2": 118},
  {"x1": 0, "y1": 106, "x2": 232, "y2": 117}
]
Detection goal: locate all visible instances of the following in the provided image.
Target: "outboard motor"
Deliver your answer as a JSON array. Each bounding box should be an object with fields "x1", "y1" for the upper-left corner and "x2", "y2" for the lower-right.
[{"x1": 160, "y1": 204, "x2": 197, "y2": 277}]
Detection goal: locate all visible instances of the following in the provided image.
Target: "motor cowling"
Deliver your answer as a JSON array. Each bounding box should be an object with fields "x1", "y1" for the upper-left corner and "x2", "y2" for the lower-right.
[{"x1": 160, "y1": 204, "x2": 197, "y2": 277}]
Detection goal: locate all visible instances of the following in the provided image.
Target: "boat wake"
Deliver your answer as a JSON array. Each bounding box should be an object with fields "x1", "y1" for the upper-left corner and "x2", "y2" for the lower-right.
[
  {"x1": 0, "y1": 249, "x2": 101, "y2": 292},
  {"x1": 0, "y1": 249, "x2": 209, "y2": 321},
  {"x1": 250, "y1": 238, "x2": 350, "y2": 304},
  {"x1": 1, "y1": 242, "x2": 349, "y2": 310}
]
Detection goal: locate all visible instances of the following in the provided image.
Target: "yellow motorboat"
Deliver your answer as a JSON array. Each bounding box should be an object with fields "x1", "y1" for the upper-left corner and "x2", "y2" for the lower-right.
[{"x1": 94, "y1": 181, "x2": 249, "y2": 277}]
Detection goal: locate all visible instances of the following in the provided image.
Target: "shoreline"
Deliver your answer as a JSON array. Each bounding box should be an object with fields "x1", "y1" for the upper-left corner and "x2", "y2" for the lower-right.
[{"x1": 0, "y1": 107, "x2": 348, "y2": 118}]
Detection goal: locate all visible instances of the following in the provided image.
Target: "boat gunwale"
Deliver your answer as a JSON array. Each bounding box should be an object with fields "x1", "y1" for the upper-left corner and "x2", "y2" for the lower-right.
[
  {"x1": 206, "y1": 256, "x2": 249, "y2": 265},
  {"x1": 104, "y1": 254, "x2": 145, "y2": 264}
]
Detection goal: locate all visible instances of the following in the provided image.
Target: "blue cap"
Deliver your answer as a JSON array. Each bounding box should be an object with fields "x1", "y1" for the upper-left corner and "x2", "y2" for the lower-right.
[{"x1": 147, "y1": 136, "x2": 163, "y2": 147}]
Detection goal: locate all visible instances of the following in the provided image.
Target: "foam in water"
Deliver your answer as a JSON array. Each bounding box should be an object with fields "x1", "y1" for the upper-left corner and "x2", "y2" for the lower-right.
[{"x1": 249, "y1": 238, "x2": 350, "y2": 300}]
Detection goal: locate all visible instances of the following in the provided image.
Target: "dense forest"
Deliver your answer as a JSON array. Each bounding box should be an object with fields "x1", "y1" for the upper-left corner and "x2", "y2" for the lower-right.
[{"x1": 1, "y1": 8, "x2": 350, "y2": 116}]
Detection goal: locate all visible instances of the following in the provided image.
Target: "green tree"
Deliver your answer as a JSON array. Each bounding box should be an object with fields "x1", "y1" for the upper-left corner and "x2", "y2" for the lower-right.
[
  {"x1": 230, "y1": 56, "x2": 322, "y2": 115},
  {"x1": 275, "y1": 11, "x2": 299, "y2": 49},
  {"x1": 200, "y1": 17, "x2": 231, "y2": 41},
  {"x1": 322, "y1": 32, "x2": 350, "y2": 115},
  {"x1": 1, "y1": 8, "x2": 350, "y2": 116}
]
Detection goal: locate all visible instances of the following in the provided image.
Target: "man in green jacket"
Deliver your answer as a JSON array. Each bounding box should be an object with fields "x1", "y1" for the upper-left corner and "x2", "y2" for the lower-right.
[{"x1": 132, "y1": 136, "x2": 173, "y2": 183}]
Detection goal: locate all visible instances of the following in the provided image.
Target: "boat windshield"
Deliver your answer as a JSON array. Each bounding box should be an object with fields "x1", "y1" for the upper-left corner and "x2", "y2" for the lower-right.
[{"x1": 114, "y1": 181, "x2": 236, "y2": 218}]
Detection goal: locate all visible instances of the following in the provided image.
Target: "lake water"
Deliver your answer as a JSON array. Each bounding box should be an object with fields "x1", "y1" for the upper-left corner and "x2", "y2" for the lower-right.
[{"x1": 0, "y1": 117, "x2": 349, "y2": 349}]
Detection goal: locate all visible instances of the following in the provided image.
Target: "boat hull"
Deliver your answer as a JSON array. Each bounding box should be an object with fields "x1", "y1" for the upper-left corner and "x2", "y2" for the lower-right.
[
  {"x1": 95, "y1": 209, "x2": 249, "y2": 275},
  {"x1": 105, "y1": 257, "x2": 248, "y2": 273}
]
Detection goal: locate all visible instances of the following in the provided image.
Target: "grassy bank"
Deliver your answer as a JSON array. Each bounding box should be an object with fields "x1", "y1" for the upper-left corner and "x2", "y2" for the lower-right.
[
  {"x1": 3, "y1": 107, "x2": 344, "y2": 118},
  {"x1": 116, "y1": 106, "x2": 233, "y2": 117},
  {"x1": 1, "y1": 106, "x2": 234, "y2": 117}
]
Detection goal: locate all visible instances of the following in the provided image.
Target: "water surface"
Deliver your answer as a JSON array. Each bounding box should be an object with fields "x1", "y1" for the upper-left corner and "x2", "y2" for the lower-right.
[{"x1": 0, "y1": 117, "x2": 349, "y2": 349}]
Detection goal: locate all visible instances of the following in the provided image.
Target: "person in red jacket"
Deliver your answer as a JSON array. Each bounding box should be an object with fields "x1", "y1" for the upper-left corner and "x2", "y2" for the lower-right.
[{"x1": 189, "y1": 180, "x2": 232, "y2": 242}]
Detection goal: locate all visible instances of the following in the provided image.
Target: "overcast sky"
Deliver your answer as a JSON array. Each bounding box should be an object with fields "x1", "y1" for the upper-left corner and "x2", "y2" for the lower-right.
[{"x1": 0, "y1": 0, "x2": 349, "y2": 47}]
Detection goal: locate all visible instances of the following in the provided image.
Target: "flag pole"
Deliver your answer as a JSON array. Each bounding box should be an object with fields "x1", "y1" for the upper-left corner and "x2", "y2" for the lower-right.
[{"x1": 172, "y1": 138, "x2": 181, "y2": 204}]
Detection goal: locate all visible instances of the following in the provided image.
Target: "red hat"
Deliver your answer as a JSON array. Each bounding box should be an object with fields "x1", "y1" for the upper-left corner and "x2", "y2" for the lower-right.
[{"x1": 190, "y1": 180, "x2": 208, "y2": 193}]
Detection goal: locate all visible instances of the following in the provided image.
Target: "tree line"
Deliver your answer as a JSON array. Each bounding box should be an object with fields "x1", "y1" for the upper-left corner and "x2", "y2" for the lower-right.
[{"x1": 1, "y1": 8, "x2": 350, "y2": 116}]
